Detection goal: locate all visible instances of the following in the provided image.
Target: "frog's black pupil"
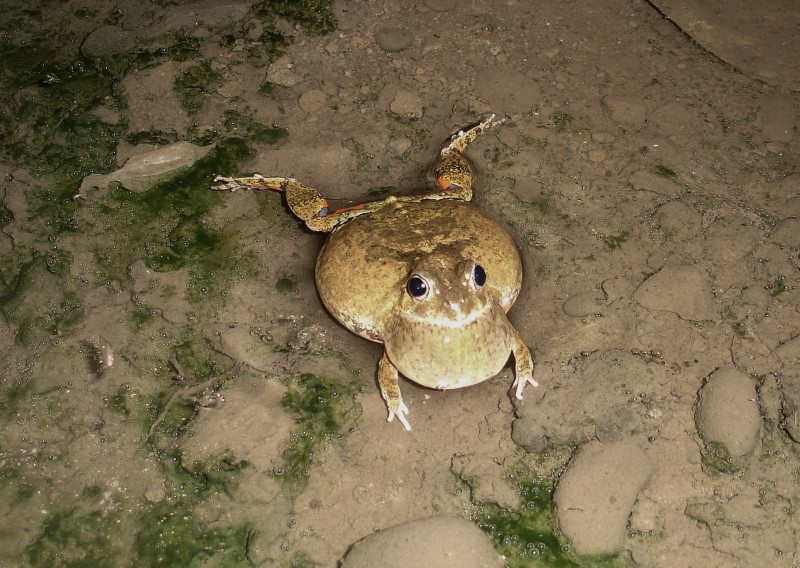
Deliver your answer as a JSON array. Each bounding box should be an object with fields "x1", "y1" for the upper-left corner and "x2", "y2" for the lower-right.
[
  {"x1": 407, "y1": 276, "x2": 428, "y2": 298},
  {"x1": 473, "y1": 264, "x2": 486, "y2": 287}
]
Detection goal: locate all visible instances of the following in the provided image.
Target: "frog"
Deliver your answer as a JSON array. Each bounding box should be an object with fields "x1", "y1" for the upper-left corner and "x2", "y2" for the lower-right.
[{"x1": 212, "y1": 114, "x2": 538, "y2": 430}]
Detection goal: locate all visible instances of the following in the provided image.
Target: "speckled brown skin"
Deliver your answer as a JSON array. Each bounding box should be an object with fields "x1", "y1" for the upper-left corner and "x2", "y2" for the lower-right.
[{"x1": 211, "y1": 116, "x2": 538, "y2": 430}]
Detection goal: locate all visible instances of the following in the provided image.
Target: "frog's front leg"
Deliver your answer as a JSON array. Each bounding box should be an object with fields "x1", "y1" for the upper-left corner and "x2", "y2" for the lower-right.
[
  {"x1": 433, "y1": 114, "x2": 505, "y2": 201},
  {"x1": 212, "y1": 175, "x2": 371, "y2": 232},
  {"x1": 509, "y1": 326, "x2": 540, "y2": 399},
  {"x1": 377, "y1": 352, "x2": 411, "y2": 431}
]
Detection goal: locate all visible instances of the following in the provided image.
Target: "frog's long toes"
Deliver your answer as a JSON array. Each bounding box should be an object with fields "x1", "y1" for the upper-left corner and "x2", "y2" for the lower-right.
[
  {"x1": 513, "y1": 376, "x2": 540, "y2": 400},
  {"x1": 443, "y1": 114, "x2": 505, "y2": 155},
  {"x1": 388, "y1": 400, "x2": 411, "y2": 431}
]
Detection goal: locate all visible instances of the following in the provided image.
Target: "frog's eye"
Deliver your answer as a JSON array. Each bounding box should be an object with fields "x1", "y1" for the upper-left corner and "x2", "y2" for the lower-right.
[
  {"x1": 472, "y1": 264, "x2": 486, "y2": 288},
  {"x1": 407, "y1": 274, "x2": 430, "y2": 300}
]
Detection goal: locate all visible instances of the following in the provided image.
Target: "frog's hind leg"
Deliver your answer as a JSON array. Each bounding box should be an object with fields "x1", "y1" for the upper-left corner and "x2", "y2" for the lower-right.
[
  {"x1": 434, "y1": 114, "x2": 505, "y2": 201},
  {"x1": 212, "y1": 175, "x2": 369, "y2": 232}
]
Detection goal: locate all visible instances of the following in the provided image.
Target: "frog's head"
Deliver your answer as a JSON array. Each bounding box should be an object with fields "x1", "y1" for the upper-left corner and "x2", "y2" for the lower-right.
[{"x1": 383, "y1": 253, "x2": 515, "y2": 390}]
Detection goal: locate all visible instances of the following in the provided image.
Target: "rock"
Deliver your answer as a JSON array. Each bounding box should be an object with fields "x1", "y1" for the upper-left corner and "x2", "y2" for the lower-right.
[
  {"x1": 389, "y1": 137, "x2": 412, "y2": 155},
  {"x1": 554, "y1": 441, "x2": 653, "y2": 556},
  {"x1": 375, "y1": 28, "x2": 413, "y2": 52},
  {"x1": 266, "y1": 56, "x2": 302, "y2": 87},
  {"x1": 298, "y1": 88, "x2": 327, "y2": 112},
  {"x1": 654, "y1": 200, "x2": 701, "y2": 239},
  {"x1": 340, "y1": 516, "x2": 503, "y2": 568},
  {"x1": 695, "y1": 367, "x2": 761, "y2": 472},
  {"x1": 450, "y1": 454, "x2": 518, "y2": 511},
  {"x1": 634, "y1": 265, "x2": 718, "y2": 322},
  {"x1": 389, "y1": 90, "x2": 424, "y2": 118},
  {"x1": 80, "y1": 141, "x2": 213, "y2": 194},
  {"x1": 603, "y1": 95, "x2": 647, "y2": 126}
]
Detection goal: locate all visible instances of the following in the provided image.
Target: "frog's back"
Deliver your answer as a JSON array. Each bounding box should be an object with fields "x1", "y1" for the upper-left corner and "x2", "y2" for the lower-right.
[{"x1": 315, "y1": 199, "x2": 522, "y2": 342}]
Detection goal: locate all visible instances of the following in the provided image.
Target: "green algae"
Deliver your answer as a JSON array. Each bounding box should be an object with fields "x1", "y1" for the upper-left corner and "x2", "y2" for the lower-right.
[
  {"x1": 262, "y1": 0, "x2": 337, "y2": 35},
  {"x1": 274, "y1": 373, "x2": 359, "y2": 493},
  {"x1": 769, "y1": 276, "x2": 785, "y2": 297},
  {"x1": 91, "y1": 138, "x2": 260, "y2": 306},
  {"x1": 134, "y1": 501, "x2": 251, "y2": 567},
  {"x1": 26, "y1": 507, "x2": 126, "y2": 568},
  {"x1": 276, "y1": 274, "x2": 298, "y2": 294},
  {"x1": 0, "y1": 256, "x2": 84, "y2": 345},
  {"x1": 174, "y1": 60, "x2": 222, "y2": 115},
  {"x1": 602, "y1": 231, "x2": 629, "y2": 251},
  {"x1": 701, "y1": 441, "x2": 739, "y2": 475},
  {"x1": 286, "y1": 551, "x2": 317, "y2": 567},
  {"x1": 0, "y1": 6, "x2": 339, "y2": 568},
  {"x1": 467, "y1": 455, "x2": 630, "y2": 568}
]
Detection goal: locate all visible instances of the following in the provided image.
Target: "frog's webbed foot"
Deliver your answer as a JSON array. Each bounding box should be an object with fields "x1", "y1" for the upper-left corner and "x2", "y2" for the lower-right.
[
  {"x1": 509, "y1": 326, "x2": 540, "y2": 399},
  {"x1": 378, "y1": 352, "x2": 412, "y2": 431},
  {"x1": 212, "y1": 175, "x2": 373, "y2": 232},
  {"x1": 434, "y1": 114, "x2": 506, "y2": 201}
]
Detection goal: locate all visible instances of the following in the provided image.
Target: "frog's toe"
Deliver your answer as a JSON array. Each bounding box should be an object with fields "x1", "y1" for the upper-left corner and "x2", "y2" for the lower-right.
[
  {"x1": 513, "y1": 375, "x2": 540, "y2": 400},
  {"x1": 387, "y1": 400, "x2": 411, "y2": 431}
]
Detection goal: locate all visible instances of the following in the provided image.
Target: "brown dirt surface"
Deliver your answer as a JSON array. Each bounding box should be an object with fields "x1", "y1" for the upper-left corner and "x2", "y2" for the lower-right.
[{"x1": 1, "y1": 0, "x2": 798, "y2": 567}]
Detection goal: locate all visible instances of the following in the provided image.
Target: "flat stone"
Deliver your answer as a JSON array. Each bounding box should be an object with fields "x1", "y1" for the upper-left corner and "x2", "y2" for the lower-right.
[
  {"x1": 104, "y1": 141, "x2": 213, "y2": 193},
  {"x1": 695, "y1": 367, "x2": 761, "y2": 465},
  {"x1": 650, "y1": 0, "x2": 800, "y2": 90},
  {"x1": 634, "y1": 265, "x2": 718, "y2": 322},
  {"x1": 654, "y1": 200, "x2": 701, "y2": 238},
  {"x1": 375, "y1": 28, "x2": 413, "y2": 52},
  {"x1": 266, "y1": 57, "x2": 302, "y2": 87},
  {"x1": 389, "y1": 137, "x2": 412, "y2": 155},
  {"x1": 340, "y1": 516, "x2": 503, "y2": 568},
  {"x1": 298, "y1": 88, "x2": 327, "y2": 112},
  {"x1": 555, "y1": 441, "x2": 653, "y2": 556},
  {"x1": 389, "y1": 90, "x2": 423, "y2": 118}
]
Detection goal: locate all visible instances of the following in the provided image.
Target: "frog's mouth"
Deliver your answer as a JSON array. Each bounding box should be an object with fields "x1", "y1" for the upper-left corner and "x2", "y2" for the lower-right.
[
  {"x1": 383, "y1": 302, "x2": 515, "y2": 390},
  {"x1": 402, "y1": 299, "x2": 494, "y2": 328}
]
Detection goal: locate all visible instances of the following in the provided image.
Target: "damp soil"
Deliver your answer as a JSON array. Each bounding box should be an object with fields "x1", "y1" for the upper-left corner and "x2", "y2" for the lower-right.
[{"x1": 1, "y1": 1, "x2": 799, "y2": 567}]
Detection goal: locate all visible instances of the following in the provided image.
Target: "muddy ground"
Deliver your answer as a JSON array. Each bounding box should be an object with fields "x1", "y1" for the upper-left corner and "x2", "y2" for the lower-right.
[{"x1": 1, "y1": 0, "x2": 799, "y2": 566}]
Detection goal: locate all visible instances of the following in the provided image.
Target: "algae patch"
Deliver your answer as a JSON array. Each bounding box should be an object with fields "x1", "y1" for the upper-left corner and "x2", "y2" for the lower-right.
[
  {"x1": 464, "y1": 453, "x2": 630, "y2": 568},
  {"x1": 273, "y1": 373, "x2": 359, "y2": 493}
]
